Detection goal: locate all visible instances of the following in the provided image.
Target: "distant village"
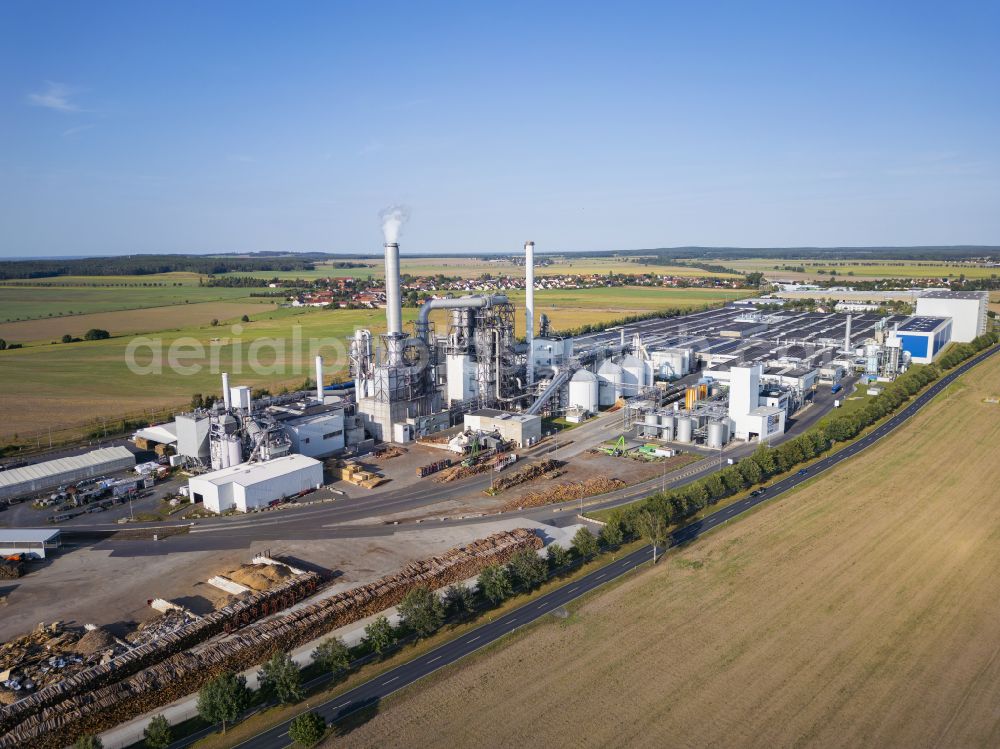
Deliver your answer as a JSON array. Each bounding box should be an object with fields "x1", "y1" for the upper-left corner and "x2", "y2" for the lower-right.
[{"x1": 277, "y1": 271, "x2": 751, "y2": 310}]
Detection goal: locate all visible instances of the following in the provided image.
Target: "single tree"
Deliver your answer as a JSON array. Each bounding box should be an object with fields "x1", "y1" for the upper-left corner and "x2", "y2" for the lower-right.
[
  {"x1": 143, "y1": 714, "x2": 172, "y2": 749},
  {"x1": 61, "y1": 334, "x2": 73, "y2": 343},
  {"x1": 191, "y1": 393, "x2": 205, "y2": 410},
  {"x1": 258, "y1": 651, "x2": 304, "y2": 704},
  {"x1": 507, "y1": 549, "x2": 547, "y2": 590},
  {"x1": 312, "y1": 636, "x2": 351, "y2": 679},
  {"x1": 546, "y1": 542, "x2": 571, "y2": 570},
  {"x1": 636, "y1": 508, "x2": 668, "y2": 563},
  {"x1": 444, "y1": 583, "x2": 476, "y2": 618},
  {"x1": 0, "y1": 338, "x2": 6, "y2": 350},
  {"x1": 197, "y1": 671, "x2": 251, "y2": 734},
  {"x1": 84, "y1": 328, "x2": 110, "y2": 340},
  {"x1": 572, "y1": 526, "x2": 599, "y2": 560},
  {"x1": 74, "y1": 737, "x2": 102, "y2": 749},
  {"x1": 241, "y1": 314, "x2": 250, "y2": 322},
  {"x1": 210, "y1": 318, "x2": 220, "y2": 326},
  {"x1": 598, "y1": 517, "x2": 624, "y2": 549},
  {"x1": 363, "y1": 615, "x2": 396, "y2": 655},
  {"x1": 288, "y1": 711, "x2": 327, "y2": 747},
  {"x1": 398, "y1": 586, "x2": 445, "y2": 637},
  {"x1": 477, "y1": 564, "x2": 513, "y2": 604}
]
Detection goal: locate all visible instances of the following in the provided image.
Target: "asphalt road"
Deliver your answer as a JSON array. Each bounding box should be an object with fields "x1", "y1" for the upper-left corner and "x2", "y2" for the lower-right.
[{"x1": 211, "y1": 345, "x2": 999, "y2": 749}]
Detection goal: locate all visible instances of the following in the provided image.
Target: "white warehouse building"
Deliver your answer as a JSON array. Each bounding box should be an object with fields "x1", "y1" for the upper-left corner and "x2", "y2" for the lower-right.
[
  {"x1": 915, "y1": 290, "x2": 988, "y2": 342},
  {"x1": 189, "y1": 454, "x2": 323, "y2": 513}
]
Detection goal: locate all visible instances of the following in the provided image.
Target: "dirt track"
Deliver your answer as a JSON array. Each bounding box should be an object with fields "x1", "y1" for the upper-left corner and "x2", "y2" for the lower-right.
[{"x1": 330, "y1": 355, "x2": 1000, "y2": 749}]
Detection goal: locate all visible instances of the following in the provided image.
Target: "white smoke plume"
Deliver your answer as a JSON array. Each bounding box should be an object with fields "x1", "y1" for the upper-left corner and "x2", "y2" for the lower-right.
[{"x1": 379, "y1": 205, "x2": 409, "y2": 244}]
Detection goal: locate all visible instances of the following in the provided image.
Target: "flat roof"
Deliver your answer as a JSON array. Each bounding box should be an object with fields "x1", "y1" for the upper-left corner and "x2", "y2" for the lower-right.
[
  {"x1": 920, "y1": 290, "x2": 987, "y2": 300},
  {"x1": 0, "y1": 529, "x2": 61, "y2": 544},
  {"x1": 898, "y1": 316, "x2": 950, "y2": 333},
  {"x1": 192, "y1": 454, "x2": 322, "y2": 487},
  {"x1": 0, "y1": 446, "x2": 135, "y2": 490}
]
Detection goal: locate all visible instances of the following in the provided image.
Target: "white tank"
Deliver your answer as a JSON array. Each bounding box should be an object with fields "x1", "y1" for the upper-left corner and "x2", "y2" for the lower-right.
[
  {"x1": 568, "y1": 369, "x2": 600, "y2": 413},
  {"x1": 658, "y1": 412, "x2": 675, "y2": 440},
  {"x1": 227, "y1": 436, "x2": 243, "y2": 468},
  {"x1": 620, "y1": 354, "x2": 644, "y2": 396},
  {"x1": 707, "y1": 420, "x2": 727, "y2": 448},
  {"x1": 676, "y1": 416, "x2": 693, "y2": 443},
  {"x1": 597, "y1": 360, "x2": 623, "y2": 406}
]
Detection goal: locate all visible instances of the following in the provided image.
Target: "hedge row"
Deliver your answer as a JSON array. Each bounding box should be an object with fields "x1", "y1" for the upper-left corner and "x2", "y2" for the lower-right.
[{"x1": 603, "y1": 331, "x2": 999, "y2": 537}]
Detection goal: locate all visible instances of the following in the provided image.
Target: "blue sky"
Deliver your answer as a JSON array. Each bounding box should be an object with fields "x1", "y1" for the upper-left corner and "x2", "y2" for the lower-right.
[{"x1": 1, "y1": 0, "x2": 998, "y2": 256}]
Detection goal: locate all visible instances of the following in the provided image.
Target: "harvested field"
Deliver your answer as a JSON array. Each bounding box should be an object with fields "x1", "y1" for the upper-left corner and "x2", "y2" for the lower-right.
[
  {"x1": 330, "y1": 354, "x2": 1000, "y2": 749},
  {"x1": 0, "y1": 300, "x2": 277, "y2": 344}
]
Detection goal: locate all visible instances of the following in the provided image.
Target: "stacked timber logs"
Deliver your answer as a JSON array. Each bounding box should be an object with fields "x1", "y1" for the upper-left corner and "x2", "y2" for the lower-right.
[
  {"x1": 499, "y1": 476, "x2": 626, "y2": 512},
  {"x1": 485, "y1": 459, "x2": 563, "y2": 495},
  {"x1": 0, "y1": 572, "x2": 320, "y2": 739},
  {"x1": 0, "y1": 528, "x2": 541, "y2": 749}
]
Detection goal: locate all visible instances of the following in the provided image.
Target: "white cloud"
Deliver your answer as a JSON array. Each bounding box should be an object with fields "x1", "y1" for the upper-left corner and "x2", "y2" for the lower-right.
[
  {"x1": 62, "y1": 124, "x2": 95, "y2": 137},
  {"x1": 28, "y1": 82, "x2": 82, "y2": 112}
]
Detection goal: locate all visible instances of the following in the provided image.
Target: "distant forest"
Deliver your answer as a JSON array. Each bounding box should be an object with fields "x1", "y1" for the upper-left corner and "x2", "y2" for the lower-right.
[{"x1": 0, "y1": 254, "x2": 367, "y2": 280}]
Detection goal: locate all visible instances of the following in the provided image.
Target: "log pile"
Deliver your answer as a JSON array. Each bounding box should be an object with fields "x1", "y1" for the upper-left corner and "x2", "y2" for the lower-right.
[
  {"x1": 0, "y1": 529, "x2": 541, "y2": 749},
  {"x1": 499, "y1": 476, "x2": 626, "y2": 512},
  {"x1": 436, "y1": 461, "x2": 491, "y2": 483},
  {"x1": 0, "y1": 572, "x2": 320, "y2": 739},
  {"x1": 0, "y1": 560, "x2": 23, "y2": 579},
  {"x1": 485, "y1": 459, "x2": 563, "y2": 495}
]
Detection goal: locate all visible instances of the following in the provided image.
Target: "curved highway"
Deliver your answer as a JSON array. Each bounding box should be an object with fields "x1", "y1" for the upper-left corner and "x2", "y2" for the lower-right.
[{"x1": 194, "y1": 345, "x2": 998, "y2": 749}]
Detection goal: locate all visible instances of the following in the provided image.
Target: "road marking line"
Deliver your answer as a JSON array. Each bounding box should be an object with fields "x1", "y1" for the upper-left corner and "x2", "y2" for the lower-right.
[
  {"x1": 382, "y1": 676, "x2": 398, "y2": 685},
  {"x1": 568, "y1": 586, "x2": 579, "y2": 593},
  {"x1": 427, "y1": 655, "x2": 442, "y2": 663},
  {"x1": 334, "y1": 702, "x2": 350, "y2": 710},
  {"x1": 467, "y1": 635, "x2": 480, "y2": 643},
  {"x1": 596, "y1": 573, "x2": 605, "y2": 579}
]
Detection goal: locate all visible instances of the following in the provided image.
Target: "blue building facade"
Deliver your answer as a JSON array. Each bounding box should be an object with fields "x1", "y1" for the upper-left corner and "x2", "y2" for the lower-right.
[{"x1": 896, "y1": 316, "x2": 951, "y2": 364}]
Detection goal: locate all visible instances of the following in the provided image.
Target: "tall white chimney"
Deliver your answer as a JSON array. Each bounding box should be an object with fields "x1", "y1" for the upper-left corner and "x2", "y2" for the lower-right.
[
  {"x1": 222, "y1": 372, "x2": 231, "y2": 410},
  {"x1": 384, "y1": 242, "x2": 402, "y2": 337},
  {"x1": 314, "y1": 355, "x2": 324, "y2": 403},
  {"x1": 524, "y1": 241, "x2": 535, "y2": 387},
  {"x1": 844, "y1": 314, "x2": 852, "y2": 353}
]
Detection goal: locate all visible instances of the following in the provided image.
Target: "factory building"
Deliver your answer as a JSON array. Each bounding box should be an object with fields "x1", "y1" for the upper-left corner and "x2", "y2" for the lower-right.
[
  {"x1": 728, "y1": 364, "x2": 786, "y2": 441},
  {"x1": 0, "y1": 447, "x2": 136, "y2": 502},
  {"x1": 915, "y1": 290, "x2": 988, "y2": 342},
  {"x1": 189, "y1": 454, "x2": 323, "y2": 513},
  {"x1": 0, "y1": 529, "x2": 61, "y2": 560},
  {"x1": 462, "y1": 409, "x2": 542, "y2": 448},
  {"x1": 894, "y1": 316, "x2": 952, "y2": 364},
  {"x1": 271, "y1": 406, "x2": 346, "y2": 458}
]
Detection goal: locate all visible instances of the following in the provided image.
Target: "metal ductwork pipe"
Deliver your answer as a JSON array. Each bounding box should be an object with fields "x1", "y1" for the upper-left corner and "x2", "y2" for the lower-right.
[
  {"x1": 525, "y1": 241, "x2": 535, "y2": 387},
  {"x1": 384, "y1": 242, "x2": 402, "y2": 336},
  {"x1": 415, "y1": 294, "x2": 509, "y2": 341}
]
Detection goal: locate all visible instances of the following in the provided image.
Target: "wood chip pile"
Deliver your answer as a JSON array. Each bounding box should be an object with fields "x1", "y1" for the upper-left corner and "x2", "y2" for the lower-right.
[
  {"x1": 0, "y1": 528, "x2": 540, "y2": 749},
  {"x1": 225, "y1": 563, "x2": 291, "y2": 591},
  {"x1": 0, "y1": 572, "x2": 320, "y2": 741},
  {"x1": 499, "y1": 476, "x2": 627, "y2": 512}
]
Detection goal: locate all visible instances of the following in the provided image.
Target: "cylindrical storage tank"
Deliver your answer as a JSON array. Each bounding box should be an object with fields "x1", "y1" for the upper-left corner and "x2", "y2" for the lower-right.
[
  {"x1": 707, "y1": 420, "x2": 726, "y2": 448},
  {"x1": 597, "y1": 360, "x2": 623, "y2": 406},
  {"x1": 685, "y1": 386, "x2": 698, "y2": 410},
  {"x1": 568, "y1": 369, "x2": 600, "y2": 413},
  {"x1": 658, "y1": 412, "x2": 675, "y2": 440},
  {"x1": 676, "y1": 416, "x2": 693, "y2": 443},
  {"x1": 227, "y1": 437, "x2": 243, "y2": 468},
  {"x1": 620, "y1": 355, "x2": 643, "y2": 396}
]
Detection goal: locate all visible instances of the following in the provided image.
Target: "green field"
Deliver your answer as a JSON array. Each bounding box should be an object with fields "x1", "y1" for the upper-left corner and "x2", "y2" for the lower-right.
[
  {"x1": 726, "y1": 258, "x2": 1000, "y2": 280},
  {"x1": 0, "y1": 286, "x2": 750, "y2": 439},
  {"x1": 0, "y1": 283, "x2": 260, "y2": 322}
]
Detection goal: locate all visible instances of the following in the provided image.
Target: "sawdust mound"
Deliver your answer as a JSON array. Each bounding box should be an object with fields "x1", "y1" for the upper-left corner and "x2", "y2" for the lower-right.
[
  {"x1": 75, "y1": 628, "x2": 115, "y2": 655},
  {"x1": 226, "y1": 563, "x2": 291, "y2": 591}
]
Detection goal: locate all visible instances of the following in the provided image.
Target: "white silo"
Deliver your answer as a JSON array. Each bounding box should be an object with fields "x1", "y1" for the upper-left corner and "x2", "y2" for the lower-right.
[
  {"x1": 568, "y1": 369, "x2": 600, "y2": 413},
  {"x1": 597, "y1": 360, "x2": 623, "y2": 406},
  {"x1": 676, "y1": 416, "x2": 694, "y2": 443},
  {"x1": 620, "y1": 354, "x2": 645, "y2": 397},
  {"x1": 707, "y1": 420, "x2": 727, "y2": 448}
]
